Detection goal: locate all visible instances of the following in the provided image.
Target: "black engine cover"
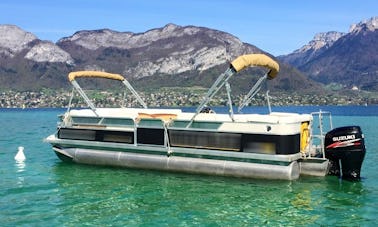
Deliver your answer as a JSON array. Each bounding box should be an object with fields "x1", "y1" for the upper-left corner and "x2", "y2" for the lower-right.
[{"x1": 325, "y1": 126, "x2": 366, "y2": 180}]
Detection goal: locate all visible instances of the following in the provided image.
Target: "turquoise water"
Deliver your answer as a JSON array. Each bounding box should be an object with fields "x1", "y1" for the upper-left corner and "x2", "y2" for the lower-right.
[{"x1": 1, "y1": 106, "x2": 377, "y2": 226}]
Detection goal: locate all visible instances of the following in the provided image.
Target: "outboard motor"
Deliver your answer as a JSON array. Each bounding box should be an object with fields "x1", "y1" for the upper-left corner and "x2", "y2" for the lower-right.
[{"x1": 325, "y1": 126, "x2": 366, "y2": 180}]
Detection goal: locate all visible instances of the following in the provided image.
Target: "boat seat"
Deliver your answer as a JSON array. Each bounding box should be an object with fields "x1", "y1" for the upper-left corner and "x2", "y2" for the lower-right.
[{"x1": 137, "y1": 113, "x2": 177, "y2": 123}]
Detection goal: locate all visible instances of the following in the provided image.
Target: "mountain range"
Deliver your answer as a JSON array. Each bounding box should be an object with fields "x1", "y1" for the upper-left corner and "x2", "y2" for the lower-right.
[
  {"x1": 278, "y1": 17, "x2": 378, "y2": 91},
  {"x1": 0, "y1": 17, "x2": 377, "y2": 93}
]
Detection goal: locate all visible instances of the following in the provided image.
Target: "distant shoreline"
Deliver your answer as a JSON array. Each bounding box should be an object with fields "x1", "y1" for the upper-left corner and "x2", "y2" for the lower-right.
[{"x1": 1, "y1": 90, "x2": 377, "y2": 108}]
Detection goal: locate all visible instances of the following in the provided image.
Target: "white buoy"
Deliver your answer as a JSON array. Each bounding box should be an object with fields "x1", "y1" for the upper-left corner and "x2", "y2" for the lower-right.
[{"x1": 15, "y1": 146, "x2": 26, "y2": 162}]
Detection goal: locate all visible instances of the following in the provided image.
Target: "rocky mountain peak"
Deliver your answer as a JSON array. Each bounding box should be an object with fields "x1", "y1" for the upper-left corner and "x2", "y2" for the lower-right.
[
  {"x1": 160, "y1": 23, "x2": 181, "y2": 32},
  {"x1": 58, "y1": 23, "x2": 193, "y2": 50},
  {"x1": 57, "y1": 24, "x2": 254, "y2": 78},
  {"x1": 279, "y1": 16, "x2": 378, "y2": 91},
  {"x1": 0, "y1": 24, "x2": 73, "y2": 64},
  {"x1": 24, "y1": 41, "x2": 74, "y2": 65},
  {"x1": 0, "y1": 24, "x2": 37, "y2": 57},
  {"x1": 277, "y1": 31, "x2": 345, "y2": 67},
  {"x1": 58, "y1": 23, "x2": 245, "y2": 54},
  {"x1": 349, "y1": 16, "x2": 378, "y2": 33},
  {"x1": 58, "y1": 29, "x2": 133, "y2": 50},
  {"x1": 294, "y1": 31, "x2": 345, "y2": 54}
]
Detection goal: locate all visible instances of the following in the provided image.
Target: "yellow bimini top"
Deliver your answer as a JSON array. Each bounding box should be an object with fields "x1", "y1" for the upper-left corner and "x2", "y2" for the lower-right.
[
  {"x1": 68, "y1": 71, "x2": 125, "y2": 82},
  {"x1": 230, "y1": 54, "x2": 279, "y2": 79}
]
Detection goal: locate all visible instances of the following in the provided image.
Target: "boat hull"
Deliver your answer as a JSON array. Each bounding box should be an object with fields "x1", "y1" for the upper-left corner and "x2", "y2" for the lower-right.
[{"x1": 53, "y1": 147, "x2": 301, "y2": 180}]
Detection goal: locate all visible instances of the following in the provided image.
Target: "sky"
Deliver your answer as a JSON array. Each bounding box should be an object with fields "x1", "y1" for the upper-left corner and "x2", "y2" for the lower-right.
[{"x1": 1, "y1": 0, "x2": 377, "y2": 56}]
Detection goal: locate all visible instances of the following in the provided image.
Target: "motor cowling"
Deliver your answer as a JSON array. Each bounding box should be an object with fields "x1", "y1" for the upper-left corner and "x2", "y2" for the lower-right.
[{"x1": 325, "y1": 126, "x2": 366, "y2": 180}]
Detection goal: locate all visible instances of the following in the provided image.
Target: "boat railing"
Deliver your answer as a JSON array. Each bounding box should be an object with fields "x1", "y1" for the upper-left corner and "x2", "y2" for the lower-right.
[
  {"x1": 60, "y1": 115, "x2": 136, "y2": 128},
  {"x1": 309, "y1": 110, "x2": 333, "y2": 158}
]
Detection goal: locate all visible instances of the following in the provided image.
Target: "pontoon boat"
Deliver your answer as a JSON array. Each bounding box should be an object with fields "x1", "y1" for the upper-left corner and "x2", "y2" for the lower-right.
[{"x1": 45, "y1": 54, "x2": 366, "y2": 180}]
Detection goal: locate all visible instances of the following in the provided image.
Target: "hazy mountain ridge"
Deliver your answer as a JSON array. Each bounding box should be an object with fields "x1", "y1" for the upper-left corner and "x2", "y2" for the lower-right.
[
  {"x1": 279, "y1": 16, "x2": 378, "y2": 91},
  {"x1": 278, "y1": 31, "x2": 345, "y2": 66}
]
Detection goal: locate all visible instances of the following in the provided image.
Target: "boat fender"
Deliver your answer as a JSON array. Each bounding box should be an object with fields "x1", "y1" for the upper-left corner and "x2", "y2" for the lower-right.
[
  {"x1": 15, "y1": 146, "x2": 26, "y2": 162},
  {"x1": 300, "y1": 121, "x2": 310, "y2": 153}
]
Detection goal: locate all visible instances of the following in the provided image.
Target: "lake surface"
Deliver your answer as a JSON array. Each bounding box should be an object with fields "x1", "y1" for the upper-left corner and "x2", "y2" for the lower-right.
[{"x1": 1, "y1": 106, "x2": 377, "y2": 226}]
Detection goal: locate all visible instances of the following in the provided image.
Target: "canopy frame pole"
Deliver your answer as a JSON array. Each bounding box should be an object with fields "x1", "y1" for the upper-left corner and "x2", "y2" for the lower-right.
[
  {"x1": 67, "y1": 87, "x2": 75, "y2": 113},
  {"x1": 266, "y1": 90, "x2": 272, "y2": 114},
  {"x1": 164, "y1": 122, "x2": 173, "y2": 156},
  {"x1": 121, "y1": 80, "x2": 147, "y2": 109},
  {"x1": 71, "y1": 80, "x2": 99, "y2": 117},
  {"x1": 237, "y1": 73, "x2": 267, "y2": 113},
  {"x1": 186, "y1": 68, "x2": 235, "y2": 128},
  {"x1": 225, "y1": 82, "x2": 234, "y2": 121},
  {"x1": 68, "y1": 71, "x2": 147, "y2": 110}
]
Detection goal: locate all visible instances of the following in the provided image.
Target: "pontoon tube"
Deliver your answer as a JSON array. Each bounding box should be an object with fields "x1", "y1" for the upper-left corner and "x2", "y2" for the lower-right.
[{"x1": 54, "y1": 147, "x2": 300, "y2": 180}]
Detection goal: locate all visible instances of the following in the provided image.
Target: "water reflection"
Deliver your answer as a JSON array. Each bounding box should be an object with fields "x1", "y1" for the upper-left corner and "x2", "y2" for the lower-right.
[
  {"x1": 34, "y1": 157, "x2": 376, "y2": 226},
  {"x1": 51, "y1": 162, "x2": 319, "y2": 226},
  {"x1": 15, "y1": 160, "x2": 26, "y2": 173},
  {"x1": 14, "y1": 160, "x2": 26, "y2": 188}
]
